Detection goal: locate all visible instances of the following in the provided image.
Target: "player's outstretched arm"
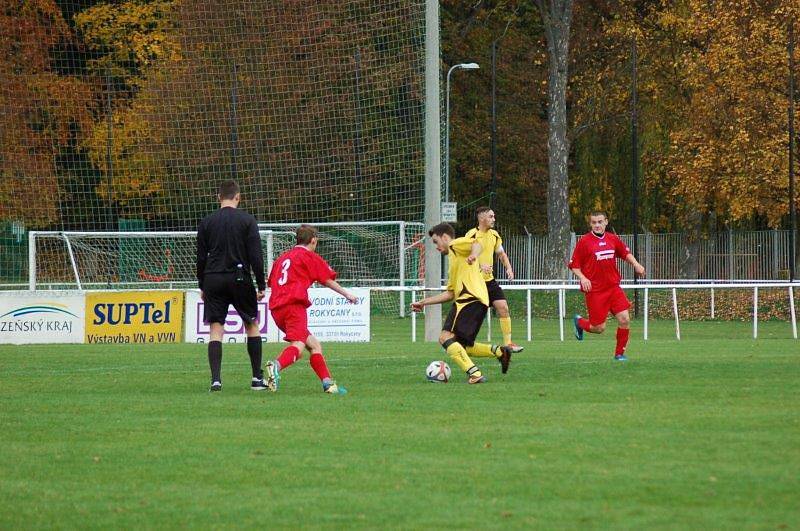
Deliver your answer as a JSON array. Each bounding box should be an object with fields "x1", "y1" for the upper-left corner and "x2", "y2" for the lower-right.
[
  {"x1": 322, "y1": 278, "x2": 358, "y2": 303},
  {"x1": 410, "y1": 290, "x2": 454, "y2": 312}
]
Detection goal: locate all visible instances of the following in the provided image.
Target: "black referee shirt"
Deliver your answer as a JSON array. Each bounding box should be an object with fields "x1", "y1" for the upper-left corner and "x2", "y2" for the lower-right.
[{"x1": 196, "y1": 206, "x2": 266, "y2": 290}]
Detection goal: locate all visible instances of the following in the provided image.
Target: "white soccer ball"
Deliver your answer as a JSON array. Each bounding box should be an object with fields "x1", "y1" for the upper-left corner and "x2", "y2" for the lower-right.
[{"x1": 426, "y1": 360, "x2": 451, "y2": 383}]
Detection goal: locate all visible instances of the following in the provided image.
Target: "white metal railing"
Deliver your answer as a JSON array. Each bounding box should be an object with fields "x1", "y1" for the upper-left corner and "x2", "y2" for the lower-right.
[
  {"x1": 4, "y1": 281, "x2": 797, "y2": 342},
  {"x1": 372, "y1": 282, "x2": 799, "y2": 342}
]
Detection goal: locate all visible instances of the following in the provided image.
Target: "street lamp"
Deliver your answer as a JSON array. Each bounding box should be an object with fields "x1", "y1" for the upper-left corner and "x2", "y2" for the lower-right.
[{"x1": 445, "y1": 62, "x2": 480, "y2": 203}]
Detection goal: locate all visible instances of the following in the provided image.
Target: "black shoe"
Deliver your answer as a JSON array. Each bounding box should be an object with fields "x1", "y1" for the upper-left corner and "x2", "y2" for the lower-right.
[
  {"x1": 251, "y1": 377, "x2": 269, "y2": 391},
  {"x1": 497, "y1": 346, "x2": 512, "y2": 374},
  {"x1": 210, "y1": 381, "x2": 222, "y2": 392}
]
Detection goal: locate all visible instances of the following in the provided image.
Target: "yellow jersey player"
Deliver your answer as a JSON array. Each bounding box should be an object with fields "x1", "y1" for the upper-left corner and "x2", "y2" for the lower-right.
[
  {"x1": 411, "y1": 223, "x2": 513, "y2": 383},
  {"x1": 464, "y1": 206, "x2": 523, "y2": 353}
]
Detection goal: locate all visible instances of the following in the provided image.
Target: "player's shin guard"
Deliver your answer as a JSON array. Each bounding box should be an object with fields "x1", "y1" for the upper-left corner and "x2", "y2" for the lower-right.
[
  {"x1": 443, "y1": 338, "x2": 480, "y2": 376},
  {"x1": 309, "y1": 352, "x2": 331, "y2": 381},
  {"x1": 208, "y1": 341, "x2": 222, "y2": 383},
  {"x1": 615, "y1": 328, "x2": 630, "y2": 355},
  {"x1": 246, "y1": 336, "x2": 263, "y2": 378},
  {"x1": 465, "y1": 343, "x2": 494, "y2": 358},
  {"x1": 499, "y1": 317, "x2": 512, "y2": 345},
  {"x1": 276, "y1": 345, "x2": 301, "y2": 370}
]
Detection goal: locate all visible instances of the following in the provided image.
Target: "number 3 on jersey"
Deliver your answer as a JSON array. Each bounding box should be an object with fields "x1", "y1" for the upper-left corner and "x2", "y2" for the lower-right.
[{"x1": 277, "y1": 258, "x2": 291, "y2": 285}]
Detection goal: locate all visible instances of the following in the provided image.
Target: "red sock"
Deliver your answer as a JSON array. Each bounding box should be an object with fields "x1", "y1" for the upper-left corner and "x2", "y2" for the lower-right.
[
  {"x1": 277, "y1": 345, "x2": 301, "y2": 370},
  {"x1": 578, "y1": 318, "x2": 591, "y2": 332},
  {"x1": 309, "y1": 352, "x2": 331, "y2": 381},
  {"x1": 615, "y1": 328, "x2": 630, "y2": 355}
]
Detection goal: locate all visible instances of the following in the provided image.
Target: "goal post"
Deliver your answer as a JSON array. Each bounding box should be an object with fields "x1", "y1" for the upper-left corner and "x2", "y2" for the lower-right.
[
  {"x1": 258, "y1": 221, "x2": 426, "y2": 316},
  {"x1": 28, "y1": 230, "x2": 293, "y2": 291},
  {"x1": 28, "y1": 224, "x2": 427, "y2": 315}
]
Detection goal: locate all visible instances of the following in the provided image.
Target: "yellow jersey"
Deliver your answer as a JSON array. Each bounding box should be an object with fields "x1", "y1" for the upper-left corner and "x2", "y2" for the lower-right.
[
  {"x1": 464, "y1": 227, "x2": 503, "y2": 281},
  {"x1": 446, "y1": 237, "x2": 489, "y2": 307}
]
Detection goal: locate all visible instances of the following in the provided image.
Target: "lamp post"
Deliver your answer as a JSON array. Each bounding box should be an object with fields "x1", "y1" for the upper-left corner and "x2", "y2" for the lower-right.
[{"x1": 445, "y1": 62, "x2": 480, "y2": 202}]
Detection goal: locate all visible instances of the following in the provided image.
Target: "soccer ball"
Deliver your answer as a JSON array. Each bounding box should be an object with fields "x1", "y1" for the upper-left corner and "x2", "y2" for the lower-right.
[{"x1": 426, "y1": 360, "x2": 451, "y2": 383}]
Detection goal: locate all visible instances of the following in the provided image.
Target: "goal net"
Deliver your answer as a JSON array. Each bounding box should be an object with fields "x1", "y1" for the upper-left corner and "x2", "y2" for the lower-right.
[
  {"x1": 29, "y1": 223, "x2": 426, "y2": 314},
  {"x1": 260, "y1": 222, "x2": 426, "y2": 314}
]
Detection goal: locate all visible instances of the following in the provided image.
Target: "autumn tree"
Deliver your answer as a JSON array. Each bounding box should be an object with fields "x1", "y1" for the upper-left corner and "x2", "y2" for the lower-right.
[
  {"x1": 0, "y1": 0, "x2": 93, "y2": 228},
  {"x1": 75, "y1": 0, "x2": 178, "y2": 220},
  {"x1": 572, "y1": 0, "x2": 799, "y2": 276},
  {"x1": 441, "y1": 0, "x2": 549, "y2": 235}
]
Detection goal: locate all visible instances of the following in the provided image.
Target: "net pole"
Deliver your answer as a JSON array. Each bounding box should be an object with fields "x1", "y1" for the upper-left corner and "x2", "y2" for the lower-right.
[
  {"x1": 558, "y1": 288, "x2": 564, "y2": 341},
  {"x1": 631, "y1": 38, "x2": 640, "y2": 317},
  {"x1": 643, "y1": 287, "x2": 649, "y2": 340},
  {"x1": 672, "y1": 288, "x2": 680, "y2": 340},
  {"x1": 28, "y1": 231, "x2": 36, "y2": 291},
  {"x1": 711, "y1": 287, "x2": 715, "y2": 318},
  {"x1": 753, "y1": 287, "x2": 758, "y2": 339},
  {"x1": 423, "y1": 0, "x2": 442, "y2": 342},
  {"x1": 63, "y1": 234, "x2": 83, "y2": 291},
  {"x1": 399, "y1": 222, "x2": 406, "y2": 317},
  {"x1": 411, "y1": 290, "x2": 417, "y2": 342},
  {"x1": 526, "y1": 288, "x2": 531, "y2": 341},
  {"x1": 790, "y1": 286, "x2": 797, "y2": 339},
  {"x1": 105, "y1": 67, "x2": 115, "y2": 231},
  {"x1": 789, "y1": 20, "x2": 797, "y2": 281},
  {"x1": 266, "y1": 231, "x2": 274, "y2": 280},
  {"x1": 490, "y1": 40, "x2": 497, "y2": 209}
]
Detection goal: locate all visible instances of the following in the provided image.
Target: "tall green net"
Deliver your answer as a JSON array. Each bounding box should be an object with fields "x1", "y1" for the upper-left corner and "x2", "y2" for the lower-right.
[{"x1": 1, "y1": 0, "x2": 427, "y2": 286}]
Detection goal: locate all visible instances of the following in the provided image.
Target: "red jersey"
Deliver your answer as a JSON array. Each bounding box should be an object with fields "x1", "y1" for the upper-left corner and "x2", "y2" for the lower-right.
[
  {"x1": 568, "y1": 231, "x2": 631, "y2": 292},
  {"x1": 268, "y1": 246, "x2": 337, "y2": 309}
]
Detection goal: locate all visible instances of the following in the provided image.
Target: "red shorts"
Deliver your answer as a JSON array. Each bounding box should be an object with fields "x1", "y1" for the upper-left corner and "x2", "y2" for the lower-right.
[
  {"x1": 270, "y1": 304, "x2": 310, "y2": 342},
  {"x1": 585, "y1": 286, "x2": 631, "y2": 326}
]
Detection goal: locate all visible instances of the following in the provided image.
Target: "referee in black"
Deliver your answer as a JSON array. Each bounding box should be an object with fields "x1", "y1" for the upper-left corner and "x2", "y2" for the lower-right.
[{"x1": 197, "y1": 180, "x2": 267, "y2": 392}]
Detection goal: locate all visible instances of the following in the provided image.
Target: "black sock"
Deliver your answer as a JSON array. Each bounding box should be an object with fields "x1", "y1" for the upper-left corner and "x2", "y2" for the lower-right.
[
  {"x1": 208, "y1": 341, "x2": 222, "y2": 383},
  {"x1": 247, "y1": 336, "x2": 263, "y2": 379}
]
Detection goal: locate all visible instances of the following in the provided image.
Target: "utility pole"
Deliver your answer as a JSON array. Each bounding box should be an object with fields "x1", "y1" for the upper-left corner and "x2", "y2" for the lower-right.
[{"x1": 631, "y1": 38, "x2": 640, "y2": 315}]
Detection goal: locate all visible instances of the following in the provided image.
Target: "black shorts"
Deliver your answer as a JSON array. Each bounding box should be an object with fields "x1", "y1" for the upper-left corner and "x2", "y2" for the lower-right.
[
  {"x1": 202, "y1": 272, "x2": 258, "y2": 325},
  {"x1": 443, "y1": 301, "x2": 488, "y2": 347},
  {"x1": 486, "y1": 279, "x2": 506, "y2": 303}
]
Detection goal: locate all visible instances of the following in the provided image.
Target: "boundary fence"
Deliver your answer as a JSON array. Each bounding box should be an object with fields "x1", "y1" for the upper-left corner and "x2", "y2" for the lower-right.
[
  {"x1": 500, "y1": 230, "x2": 797, "y2": 281},
  {"x1": 395, "y1": 282, "x2": 798, "y2": 342}
]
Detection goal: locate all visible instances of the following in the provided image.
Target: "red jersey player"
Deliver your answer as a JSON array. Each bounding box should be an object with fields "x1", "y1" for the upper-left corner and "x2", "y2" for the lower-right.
[
  {"x1": 569, "y1": 211, "x2": 646, "y2": 361},
  {"x1": 264, "y1": 225, "x2": 358, "y2": 394}
]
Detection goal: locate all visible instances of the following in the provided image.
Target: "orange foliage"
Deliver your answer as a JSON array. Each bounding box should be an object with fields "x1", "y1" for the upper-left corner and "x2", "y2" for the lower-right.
[{"x1": 0, "y1": 0, "x2": 93, "y2": 227}]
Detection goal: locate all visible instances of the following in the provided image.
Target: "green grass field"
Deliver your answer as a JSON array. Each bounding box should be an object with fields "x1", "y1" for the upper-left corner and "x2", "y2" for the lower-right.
[{"x1": 1, "y1": 318, "x2": 799, "y2": 529}]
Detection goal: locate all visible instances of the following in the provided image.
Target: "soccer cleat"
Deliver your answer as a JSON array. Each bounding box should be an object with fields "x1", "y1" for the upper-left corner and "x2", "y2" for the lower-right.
[
  {"x1": 614, "y1": 354, "x2": 628, "y2": 362},
  {"x1": 265, "y1": 361, "x2": 280, "y2": 392},
  {"x1": 209, "y1": 381, "x2": 222, "y2": 392},
  {"x1": 251, "y1": 377, "x2": 269, "y2": 391},
  {"x1": 323, "y1": 381, "x2": 347, "y2": 395},
  {"x1": 573, "y1": 315, "x2": 584, "y2": 341},
  {"x1": 506, "y1": 343, "x2": 524, "y2": 353},
  {"x1": 468, "y1": 374, "x2": 487, "y2": 384},
  {"x1": 497, "y1": 345, "x2": 512, "y2": 374}
]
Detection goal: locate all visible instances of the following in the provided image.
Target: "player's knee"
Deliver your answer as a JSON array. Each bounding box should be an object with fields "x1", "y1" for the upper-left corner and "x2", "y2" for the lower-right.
[
  {"x1": 439, "y1": 332, "x2": 454, "y2": 346},
  {"x1": 244, "y1": 321, "x2": 260, "y2": 337},
  {"x1": 618, "y1": 315, "x2": 630, "y2": 328},
  {"x1": 593, "y1": 322, "x2": 606, "y2": 333},
  {"x1": 305, "y1": 337, "x2": 321, "y2": 353},
  {"x1": 494, "y1": 301, "x2": 510, "y2": 317}
]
